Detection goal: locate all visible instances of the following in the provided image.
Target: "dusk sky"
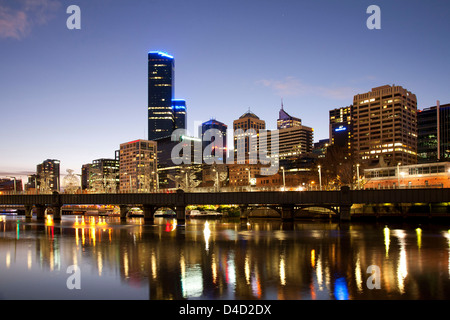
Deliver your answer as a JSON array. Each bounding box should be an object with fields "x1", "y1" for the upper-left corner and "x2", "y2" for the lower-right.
[{"x1": 1, "y1": 0, "x2": 450, "y2": 184}]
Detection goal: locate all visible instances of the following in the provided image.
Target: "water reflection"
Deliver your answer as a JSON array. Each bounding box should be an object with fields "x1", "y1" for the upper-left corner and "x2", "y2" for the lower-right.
[{"x1": 0, "y1": 215, "x2": 449, "y2": 299}]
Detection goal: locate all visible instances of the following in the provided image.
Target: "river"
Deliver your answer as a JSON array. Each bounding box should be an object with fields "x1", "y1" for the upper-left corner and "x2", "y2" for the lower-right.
[{"x1": 0, "y1": 214, "x2": 449, "y2": 300}]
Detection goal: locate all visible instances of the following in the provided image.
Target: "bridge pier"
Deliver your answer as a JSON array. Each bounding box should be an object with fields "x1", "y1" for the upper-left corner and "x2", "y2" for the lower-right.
[
  {"x1": 239, "y1": 205, "x2": 248, "y2": 220},
  {"x1": 25, "y1": 205, "x2": 33, "y2": 219},
  {"x1": 35, "y1": 204, "x2": 46, "y2": 220},
  {"x1": 175, "y1": 206, "x2": 186, "y2": 224},
  {"x1": 142, "y1": 205, "x2": 156, "y2": 222},
  {"x1": 53, "y1": 205, "x2": 62, "y2": 221},
  {"x1": 119, "y1": 205, "x2": 128, "y2": 221},
  {"x1": 340, "y1": 205, "x2": 351, "y2": 221},
  {"x1": 281, "y1": 205, "x2": 295, "y2": 222}
]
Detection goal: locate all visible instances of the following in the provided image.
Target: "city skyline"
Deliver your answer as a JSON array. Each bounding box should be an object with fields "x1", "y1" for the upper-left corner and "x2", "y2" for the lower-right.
[{"x1": 1, "y1": 0, "x2": 450, "y2": 182}]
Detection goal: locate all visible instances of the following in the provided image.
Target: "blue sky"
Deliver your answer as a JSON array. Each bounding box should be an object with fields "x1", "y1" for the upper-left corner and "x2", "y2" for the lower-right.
[{"x1": 1, "y1": 0, "x2": 450, "y2": 183}]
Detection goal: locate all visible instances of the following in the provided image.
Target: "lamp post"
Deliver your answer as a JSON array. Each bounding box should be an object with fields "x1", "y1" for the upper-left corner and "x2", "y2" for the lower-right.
[
  {"x1": 281, "y1": 166, "x2": 286, "y2": 190},
  {"x1": 318, "y1": 165, "x2": 322, "y2": 190},
  {"x1": 397, "y1": 162, "x2": 401, "y2": 189},
  {"x1": 356, "y1": 164, "x2": 360, "y2": 190}
]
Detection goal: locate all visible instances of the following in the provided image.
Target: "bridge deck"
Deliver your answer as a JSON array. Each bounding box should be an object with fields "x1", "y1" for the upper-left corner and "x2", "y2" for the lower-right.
[{"x1": 0, "y1": 189, "x2": 448, "y2": 206}]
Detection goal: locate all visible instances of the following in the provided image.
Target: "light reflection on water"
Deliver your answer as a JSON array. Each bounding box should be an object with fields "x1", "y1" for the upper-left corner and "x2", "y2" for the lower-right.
[{"x1": 0, "y1": 214, "x2": 450, "y2": 300}]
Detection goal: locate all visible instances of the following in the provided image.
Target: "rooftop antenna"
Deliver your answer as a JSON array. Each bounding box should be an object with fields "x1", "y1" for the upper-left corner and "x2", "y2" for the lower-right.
[{"x1": 281, "y1": 98, "x2": 284, "y2": 110}]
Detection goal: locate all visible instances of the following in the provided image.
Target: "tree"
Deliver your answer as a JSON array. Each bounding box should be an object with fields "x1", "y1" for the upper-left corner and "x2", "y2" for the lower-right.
[{"x1": 318, "y1": 144, "x2": 360, "y2": 189}]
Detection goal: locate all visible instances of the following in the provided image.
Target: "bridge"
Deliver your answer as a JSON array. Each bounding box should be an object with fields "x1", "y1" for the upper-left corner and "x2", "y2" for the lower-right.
[{"x1": 0, "y1": 187, "x2": 449, "y2": 222}]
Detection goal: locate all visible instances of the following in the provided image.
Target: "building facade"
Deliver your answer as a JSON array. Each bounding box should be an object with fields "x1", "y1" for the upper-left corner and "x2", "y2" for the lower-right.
[
  {"x1": 233, "y1": 111, "x2": 266, "y2": 163},
  {"x1": 0, "y1": 178, "x2": 23, "y2": 193},
  {"x1": 81, "y1": 158, "x2": 119, "y2": 193},
  {"x1": 37, "y1": 159, "x2": 60, "y2": 193},
  {"x1": 172, "y1": 99, "x2": 187, "y2": 131},
  {"x1": 119, "y1": 140, "x2": 158, "y2": 192},
  {"x1": 352, "y1": 85, "x2": 417, "y2": 166},
  {"x1": 329, "y1": 105, "x2": 353, "y2": 157},
  {"x1": 277, "y1": 103, "x2": 302, "y2": 129},
  {"x1": 418, "y1": 101, "x2": 450, "y2": 163},
  {"x1": 148, "y1": 51, "x2": 175, "y2": 141},
  {"x1": 259, "y1": 105, "x2": 313, "y2": 162},
  {"x1": 200, "y1": 119, "x2": 228, "y2": 163},
  {"x1": 364, "y1": 162, "x2": 450, "y2": 189}
]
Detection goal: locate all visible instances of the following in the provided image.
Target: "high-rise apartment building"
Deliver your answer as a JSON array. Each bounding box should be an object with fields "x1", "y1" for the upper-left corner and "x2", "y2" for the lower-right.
[
  {"x1": 148, "y1": 51, "x2": 175, "y2": 141},
  {"x1": 352, "y1": 85, "x2": 417, "y2": 166},
  {"x1": 418, "y1": 101, "x2": 450, "y2": 163},
  {"x1": 233, "y1": 110, "x2": 266, "y2": 163},
  {"x1": 200, "y1": 119, "x2": 228, "y2": 163},
  {"x1": 37, "y1": 159, "x2": 60, "y2": 192},
  {"x1": 119, "y1": 140, "x2": 158, "y2": 192}
]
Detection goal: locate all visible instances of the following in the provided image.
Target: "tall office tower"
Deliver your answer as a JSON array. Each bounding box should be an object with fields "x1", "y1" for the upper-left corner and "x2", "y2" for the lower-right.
[
  {"x1": 200, "y1": 119, "x2": 228, "y2": 163},
  {"x1": 352, "y1": 85, "x2": 417, "y2": 166},
  {"x1": 119, "y1": 140, "x2": 158, "y2": 192},
  {"x1": 37, "y1": 159, "x2": 60, "y2": 192},
  {"x1": 418, "y1": 101, "x2": 450, "y2": 163},
  {"x1": 329, "y1": 105, "x2": 353, "y2": 157},
  {"x1": 233, "y1": 110, "x2": 266, "y2": 163},
  {"x1": 277, "y1": 102, "x2": 302, "y2": 129},
  {"x1": 148, "y1": 51, "x2": 175, "y2": 141},
  {"x1": 172, "y1": 99, "x2": 187, "y2": 130}
]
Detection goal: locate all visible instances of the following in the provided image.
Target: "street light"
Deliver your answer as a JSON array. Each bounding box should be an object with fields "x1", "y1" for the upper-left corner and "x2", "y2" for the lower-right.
[
  {"x1": 318, "y1": 165, "x2": 322, "y2": 190},
  {"x1": 356, "y1": 164, "x2": 360, "y2": 190},
  {"x1": 397, "y1": 162, "x2": 401, "y2": 189},
  {"x1": 280, "y1": 166, "x2": 286, "y2": 190}
]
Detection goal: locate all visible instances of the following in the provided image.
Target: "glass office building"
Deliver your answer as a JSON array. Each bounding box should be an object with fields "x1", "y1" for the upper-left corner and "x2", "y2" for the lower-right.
[
  {"x1": 148, "y1": 51, "x2": 175, "y2": 141},
  {"x1": 172, "y1": 99, "x2": 187, "y2": 131},
  {"x1": 418, "y1": 102, "x2": 450, "y2": 163}
]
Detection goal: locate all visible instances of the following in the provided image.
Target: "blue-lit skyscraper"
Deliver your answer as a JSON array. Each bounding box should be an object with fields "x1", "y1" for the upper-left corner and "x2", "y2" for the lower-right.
[
  {"x1": 200, "y1": 119, "x2": 228, "y2": 163},
  {"x1": 172, "y1": 99, "x2": 187, "y2": 130},
  {"x1": 148, "y1": 51, "x2": 175, "y2": 141}
]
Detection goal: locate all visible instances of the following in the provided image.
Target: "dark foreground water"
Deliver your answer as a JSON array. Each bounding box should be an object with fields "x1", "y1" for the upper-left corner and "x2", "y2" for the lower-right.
[{"x1": 0, "y1": 214, "x2": 449, "y2": 300}]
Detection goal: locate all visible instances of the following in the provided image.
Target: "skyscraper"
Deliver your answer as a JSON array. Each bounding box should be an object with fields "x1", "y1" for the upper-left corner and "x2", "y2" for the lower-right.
[
  {"x1": 37, "y1": 159, "x2": 60, "y2": 192},
  {"x1": 277, "y1": 102, "x2": 302, "y2": 129},
  {"x1": 233, "y1": 110, "x2": 266, "y2": 163},
  {"x1": 119, "y1": 140, "x2": 158, "y2": 192},
  {"x1": 200, "y1": 119, "x2": 228, "y2": 163},
  {"x1": 148, "y1": 51, "x2": 175, "y2": 141},
  {"x1": 260, "y1": 105, "x2": 313, "y2": 161},
  {"x1": 352, "y1": 85, "x2": 417, "y2": 166},
  {"x1": 172, "y1": 99, "x2": 187, "y2": 130},
  {"x1": 81, "y1": 157, "x2": 120, "y2": 192},
  {"x1": 329, "y1": 105, "x2": 353, "y2": 157}
]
